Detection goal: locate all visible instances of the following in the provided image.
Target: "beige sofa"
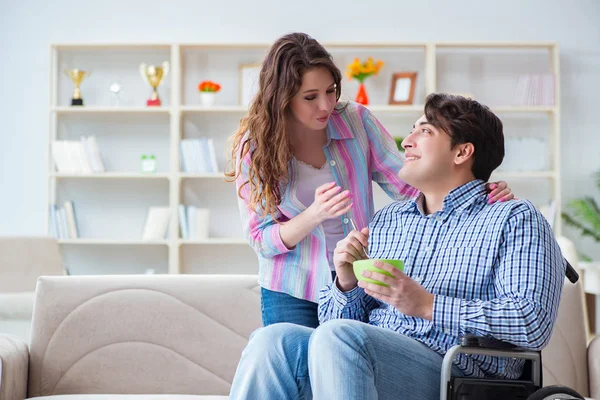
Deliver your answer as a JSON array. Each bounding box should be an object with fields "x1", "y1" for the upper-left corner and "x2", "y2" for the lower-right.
[
  {"x1": 0, "y1": 273, "x2": 598, "y2": 399},
  {"x1": 0, "y1": 237, "x2": 64, "y2": 343}
]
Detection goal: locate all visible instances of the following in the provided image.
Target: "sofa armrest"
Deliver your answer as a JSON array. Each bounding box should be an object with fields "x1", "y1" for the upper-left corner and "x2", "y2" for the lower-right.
[
  {"x1": 589, "y1": 334, "x2": 600, "y2": 400},
  {"x1": 0, "y1": 334, "x2": 29, "y2": 400}
]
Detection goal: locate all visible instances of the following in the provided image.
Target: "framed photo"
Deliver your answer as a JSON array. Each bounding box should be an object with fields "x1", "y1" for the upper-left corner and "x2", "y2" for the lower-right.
[
  {"x1": 389, "y1": 72, "x2": 417, "y2": 105},
  {"x1": 239, "y1": 63, "x2": 262, "y2": 106}
]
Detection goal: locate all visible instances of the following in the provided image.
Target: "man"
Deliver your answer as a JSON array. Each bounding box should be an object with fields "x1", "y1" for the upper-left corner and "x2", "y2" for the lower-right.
[{"x1": 229, "y1": 93, "x2": 565, "y2": 400}]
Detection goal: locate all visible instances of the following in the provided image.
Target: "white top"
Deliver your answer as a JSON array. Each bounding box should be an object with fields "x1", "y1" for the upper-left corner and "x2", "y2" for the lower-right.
[{"x1": 293, "y1": 158, "x2": 345, "y2": 270}]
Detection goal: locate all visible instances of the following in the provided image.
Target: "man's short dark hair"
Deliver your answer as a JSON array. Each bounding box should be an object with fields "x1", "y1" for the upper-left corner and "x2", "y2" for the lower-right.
[{"x1": 424, "y1": 93, "x2": 504, "y2": 182}]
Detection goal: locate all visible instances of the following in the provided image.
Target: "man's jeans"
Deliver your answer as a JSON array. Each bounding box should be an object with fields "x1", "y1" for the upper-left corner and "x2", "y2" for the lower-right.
[{"x1": 229, "y1": 319, "x2": 464, "y2": 400}]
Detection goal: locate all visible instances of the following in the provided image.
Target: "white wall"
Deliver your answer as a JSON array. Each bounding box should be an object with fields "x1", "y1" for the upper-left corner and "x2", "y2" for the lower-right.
[{"x1": 1, "y1": 0, "x2": 599, "y2": 259}]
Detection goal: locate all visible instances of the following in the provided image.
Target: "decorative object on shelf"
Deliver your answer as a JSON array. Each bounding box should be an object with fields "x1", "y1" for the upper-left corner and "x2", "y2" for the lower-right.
[
  {"x1": 139, "y1": 62, "x2": 169, "y2": 106},
  {"x1": 346, "y1": 57, "x2": 384, "y2": 106},
  {"x1": 141, "y1": 154, "x2": 157, "y2": 173},
  {"x1": 64, "y1": 68, "x2": 91, "y2": 106},
  {"x1": 109, "y1": 81, "x2": 122, "y2": 107},
  {"x1": 389, "y1": 72, "x2": 417, "y2": 105},
  {"x1": 198, "y1": 80, "x2": 221, "y2": 107},
  {"x1": 562, "y1": 169, "x2": 600, "y2": 260},
  {"x1": 185, "y1": 206, "x2": 210, "y2": 240},
  {"x1": 239, "y1": 63, "x2": 262, "y2": 106},
  {"x1": 142, "y1": 207, "x2": 171, "y2": 240},
  {"x1": 513, "y1": 74, "x2": 555, "y2": 106}
]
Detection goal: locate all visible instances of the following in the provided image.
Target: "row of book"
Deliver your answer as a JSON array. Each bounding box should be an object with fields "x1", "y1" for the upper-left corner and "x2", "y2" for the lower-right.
[
  {"x1": 52, "y1": 137, "x2": 106, "y2": 174},
  {"x1": 49, "y1": 201, "x2": 79, "y2": 239},
  {"x1": 513, "y1": 74, "x2": 555, "y2": 106},
  {"x1": 179, "y1": 205, "x2": 210, "y2": 240},
  {"x1": 180, "y1": 138, "x2": 219, "y2": 173}
]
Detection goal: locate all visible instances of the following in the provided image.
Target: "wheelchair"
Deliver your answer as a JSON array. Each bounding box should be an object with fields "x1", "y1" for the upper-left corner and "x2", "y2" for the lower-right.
[{"x1": 440, "y1": 261, "x2": 586, "y2": 400}]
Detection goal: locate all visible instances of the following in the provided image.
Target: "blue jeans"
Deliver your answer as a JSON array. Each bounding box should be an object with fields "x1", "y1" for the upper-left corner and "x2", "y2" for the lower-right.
[
  {"x1": 261, "y1": 287, "x2": 319, "y2": 328},
  {"x1": 229, "y1": 319, "x2": 465, "y2": 400}
]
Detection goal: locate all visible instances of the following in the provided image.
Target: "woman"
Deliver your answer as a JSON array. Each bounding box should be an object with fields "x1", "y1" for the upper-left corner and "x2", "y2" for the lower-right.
[{"x1": 226, "y1": 32, "x2": 513, "y2": 328}]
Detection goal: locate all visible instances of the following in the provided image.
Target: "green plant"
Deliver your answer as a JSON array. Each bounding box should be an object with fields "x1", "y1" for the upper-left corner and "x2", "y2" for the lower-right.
[
  {"x1": 394, "y1": 137, "x2": 405, "y2": 152},
  {"x1": 562, "y1": 169, "x2": 600, "y2": 259}
]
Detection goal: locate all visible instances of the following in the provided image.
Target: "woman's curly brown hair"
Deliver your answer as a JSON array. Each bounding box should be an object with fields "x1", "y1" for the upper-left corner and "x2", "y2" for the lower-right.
[{"x1": 225, "y1": 33, "x2": 342, "y2": 218}]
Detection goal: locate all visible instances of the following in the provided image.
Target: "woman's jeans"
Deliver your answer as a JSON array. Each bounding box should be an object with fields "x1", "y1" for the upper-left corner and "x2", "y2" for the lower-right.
[
  {"x1": 260, "y1": 272, "x2": 336, "y2": 328},
  {"x1": 261, "y1": 287, "x2": 319, "y2": 328}
]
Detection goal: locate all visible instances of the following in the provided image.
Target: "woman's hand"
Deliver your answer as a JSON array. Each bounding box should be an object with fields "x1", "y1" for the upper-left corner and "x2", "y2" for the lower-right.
[
  {"x1": 486, "y1": 181, "x2": 515, "y2": 203},
  {"x1": 308, "y1": 182, "x2": 352, "y2": 223}
]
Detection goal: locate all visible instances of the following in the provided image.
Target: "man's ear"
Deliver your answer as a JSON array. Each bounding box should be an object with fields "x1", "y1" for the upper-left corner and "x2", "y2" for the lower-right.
[{"x1": 454, "y1": 143, "x2": 475, "y2": 166}]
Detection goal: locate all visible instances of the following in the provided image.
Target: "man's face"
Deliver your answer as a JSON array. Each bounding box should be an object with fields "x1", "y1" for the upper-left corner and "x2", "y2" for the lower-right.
[{"x1": 397, "y1": 114, "x2": 456, "y2": 190}]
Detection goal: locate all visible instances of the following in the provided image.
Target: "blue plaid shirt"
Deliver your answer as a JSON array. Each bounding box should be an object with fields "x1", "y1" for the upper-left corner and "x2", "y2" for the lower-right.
[{"x1": 318, "y1": 180, "x2": 566, "y2": 379}]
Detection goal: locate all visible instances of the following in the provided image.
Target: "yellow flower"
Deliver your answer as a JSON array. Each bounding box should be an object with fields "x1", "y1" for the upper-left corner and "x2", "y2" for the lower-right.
[{"x1": 345, "y1": 57, "x2": 384, "y2": 81}]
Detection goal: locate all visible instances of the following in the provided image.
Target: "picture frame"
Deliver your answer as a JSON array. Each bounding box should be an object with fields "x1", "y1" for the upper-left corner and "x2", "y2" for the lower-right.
[
  {"x1": 239, "y1": 63, "x2": 262, "y2": 106},
  {"x1": 388, "y1": 72, "x2": 417, "y2": 105}
]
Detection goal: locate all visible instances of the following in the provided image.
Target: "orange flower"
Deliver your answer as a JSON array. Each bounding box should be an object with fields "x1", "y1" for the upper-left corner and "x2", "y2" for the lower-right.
[{"x1": 198, "y1": 80, "x2": 221, "y2": 92}]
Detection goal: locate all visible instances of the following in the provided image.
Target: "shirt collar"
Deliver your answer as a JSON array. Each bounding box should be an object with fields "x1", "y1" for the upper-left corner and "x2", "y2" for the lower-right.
[
  {"x1": 326, "y1": 108, "x2": 355, "y2": 141},
  {"x1": 396, "y1": 179, "x2": 487, "y2": 216}
]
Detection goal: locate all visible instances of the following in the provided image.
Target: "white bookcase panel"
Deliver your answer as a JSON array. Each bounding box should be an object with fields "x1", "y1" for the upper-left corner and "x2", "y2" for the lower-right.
[
  {"x1": 57, "y1": 47, "x2": 172, "y2": 108},
  {"x1": 181, "y1": 179, "x2": 244, "y2": 239},
  {"x1": 56, "y1": 113, "x2": 171, "y2": 173},
  {"x1": 181, "y1": 244, "x2": 258, "y2": 274},
  {"x1": 328, "y1": 46, "x2": 428, "y2": 106},
  {"x1": 55, "y1": 180, "x2": 169, "y2": 240},
  {"x1": 48, "y1": 42, "x2": 561, "y2": 275},
  {"x1": 181, "y1": 46, "x2": 269, "y2": 107},
  {"x1": 62, "y1": 244, "x2": 169, "y2": 275},
  {"x1": 436, "y1": 47, "x2": 553, "y2": 107}
]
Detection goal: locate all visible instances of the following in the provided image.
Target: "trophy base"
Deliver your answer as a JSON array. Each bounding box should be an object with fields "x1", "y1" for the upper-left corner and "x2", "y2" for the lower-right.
[
  {"x1": 146, "y1": 98, "x2": 161, "y2": 107},
  {"x1": 71, "y1": 98, "x2": 84, "y2": 106}
]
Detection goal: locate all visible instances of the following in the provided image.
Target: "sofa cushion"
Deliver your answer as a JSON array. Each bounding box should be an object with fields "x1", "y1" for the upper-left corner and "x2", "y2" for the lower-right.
[{"x1": 28, "y1": 275, "x2": 261, "y2": 398}]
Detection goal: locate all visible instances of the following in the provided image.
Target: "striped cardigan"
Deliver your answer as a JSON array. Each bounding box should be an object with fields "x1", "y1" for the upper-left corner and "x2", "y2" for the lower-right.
[{"x1": 235, "y1": 102, "x2": 419, "y2": 302}]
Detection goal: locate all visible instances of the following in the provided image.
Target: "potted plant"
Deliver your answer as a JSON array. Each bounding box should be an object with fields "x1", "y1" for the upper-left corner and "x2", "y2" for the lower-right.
[
  {"x1": 562, "y1": 169, "x2": 600, "y2": 260},
  {"x1": 198, "y1": 80, "x2": 221, "y2": 107},
  {"x1": 345, "y1": 57, "x2": 384, "y2": 106},
  {"x1": 562, "y1": 170, "x2": 600, "y2": 311}
]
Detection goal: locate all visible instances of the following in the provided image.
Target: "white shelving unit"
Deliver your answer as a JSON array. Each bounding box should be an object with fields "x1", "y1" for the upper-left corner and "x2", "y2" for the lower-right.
[{"x1": 48, "y1": 42, "x2": 560, "y2": 275}]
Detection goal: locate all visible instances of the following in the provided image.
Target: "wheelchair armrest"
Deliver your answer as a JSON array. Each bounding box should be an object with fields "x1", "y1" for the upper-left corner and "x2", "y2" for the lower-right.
[
  {"x1": 459, "y1": 334, "x2": 525, "y2": 351},
  {"x1": 440, "y1": 338, "x2": 542, "y2": 400}
]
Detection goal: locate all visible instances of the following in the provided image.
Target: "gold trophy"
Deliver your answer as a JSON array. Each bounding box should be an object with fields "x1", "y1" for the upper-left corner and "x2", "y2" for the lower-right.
[
  {"x1": 140, "y1": 62, "x2": 169, "y2": 106},
  {"x1": 64, "y1": 69, "x2": 91, "y2": 106}
]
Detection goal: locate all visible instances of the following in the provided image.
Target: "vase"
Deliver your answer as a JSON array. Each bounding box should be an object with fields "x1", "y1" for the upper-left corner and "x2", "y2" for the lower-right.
[
  {"x1": 200, "y1": 92, "x2": 216, "y2": 107},
  {"x1": 355, "y1": 82, "x2": 369, "y2": 105}
]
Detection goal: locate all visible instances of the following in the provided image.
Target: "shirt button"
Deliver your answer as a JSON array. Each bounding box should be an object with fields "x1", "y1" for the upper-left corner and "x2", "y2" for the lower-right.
[
  {"x1": 343, "y1": 218, "x2": 349, "y2": 224},
  {"x1": 329, "y1": 160, "x2": 336, "y2": 167},
  {"x1": 444, "y1": 329, "x2": 450, "y2": 334},
  {"x1": 425, "y1": 246, "x2": 432, "y2": 252},
  {"x1": 436, "y1": 217, "x2": 443, "y2": 223},
  {"x1": 414, "y1": 276, "x2": 423, "y2": 283}
]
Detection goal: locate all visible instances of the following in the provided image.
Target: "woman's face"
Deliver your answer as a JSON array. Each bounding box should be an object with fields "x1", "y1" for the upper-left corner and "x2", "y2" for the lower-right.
[{"x1": 288, "y1": 67, "x2": 337, "y2": 131}]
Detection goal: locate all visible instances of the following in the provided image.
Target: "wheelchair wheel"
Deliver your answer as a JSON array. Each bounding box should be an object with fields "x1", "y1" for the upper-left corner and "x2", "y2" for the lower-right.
[{"x1": 526, "y1": 385, "x2": 584, "y2": 400}]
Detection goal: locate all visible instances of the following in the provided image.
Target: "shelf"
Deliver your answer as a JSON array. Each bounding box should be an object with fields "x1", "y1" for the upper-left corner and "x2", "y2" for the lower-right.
[
  {"x1": 52, "y1": 106, "x2": 172, "y2": 114},
  {"x1": 490, "y1": 106, "x2": 556, "y2": 114},
  {"x1": 491, "y1": 170, "x2": 556, "y2": 179},
  {"x1": 366, "y1": 105, "x2": 425, "y2": 113},
  {"x1": 179, "y1": 172, "x2": 225, "y2": 179},
  {"x1": 51, "y1": 173, "x2": 170, "y2": 179},
  {"x1": 59, "y1": 239, "x2": 170, "y2": 245},
  {"x1": 435, "y1": 42, "x2": 555, "y2": 49},
  {"x1": 180, "y1": 104, "x2": 426, "y2": 114},
  {"x1": 181, "y1": 105, "x2": 247, "y2": 113},
  {"x1": 179, "y1": 238, "x2": 247, "y2": 245}
]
